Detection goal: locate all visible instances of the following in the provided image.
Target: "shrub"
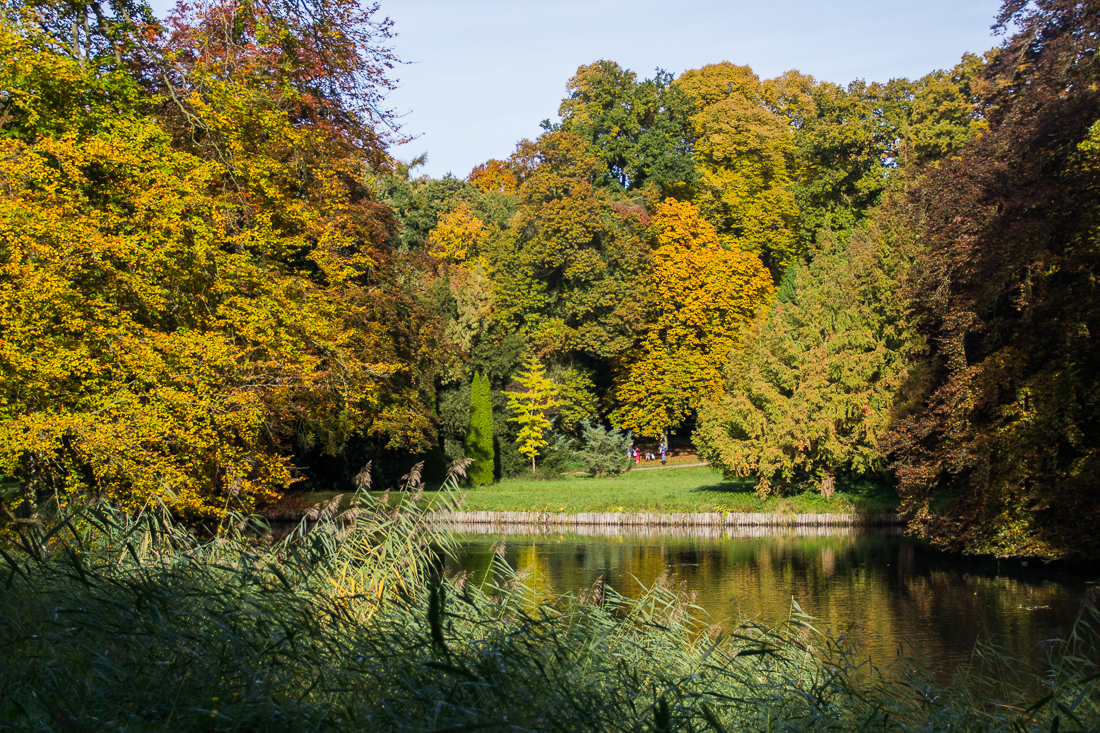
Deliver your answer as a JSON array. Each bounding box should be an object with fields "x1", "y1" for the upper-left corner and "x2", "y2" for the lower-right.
[{"x1": 571, "y1": 421, "x2": 632, "y2": 477}]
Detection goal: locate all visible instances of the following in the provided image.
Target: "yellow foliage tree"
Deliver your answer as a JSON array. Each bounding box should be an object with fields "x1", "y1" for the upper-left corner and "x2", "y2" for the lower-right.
[
  {"x1": 506, "y1": 357, "x2": 563, "y2": 471},
  {"x1": 610, "y1": 199, "x2": 774, "y2": 439},
  {"x1": 675, "y1": 63, "x2": 802, "y2": 274},
  {"x1": 428, "y1": 204, "x2": 485, "y2": 264},
  {"x1": 0, "y1": 18, "x2": 435, "y2": 522}
]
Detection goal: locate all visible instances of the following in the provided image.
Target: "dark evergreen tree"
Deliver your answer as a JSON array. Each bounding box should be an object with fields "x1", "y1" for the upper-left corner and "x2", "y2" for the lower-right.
[{"x1": 464, "y1": 372, "x2": 495, "y2": 485}]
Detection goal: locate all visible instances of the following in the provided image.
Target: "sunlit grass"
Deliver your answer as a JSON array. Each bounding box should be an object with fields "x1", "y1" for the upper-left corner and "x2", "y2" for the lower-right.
[{"x1": 291, "y1": 467, "x2": 900, "y2": 516}]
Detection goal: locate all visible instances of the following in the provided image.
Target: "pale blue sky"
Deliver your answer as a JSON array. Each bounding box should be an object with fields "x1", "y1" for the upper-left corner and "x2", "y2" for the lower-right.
[{"x1": 150, "y1": 0, "x2": 1007, "y2": 179}]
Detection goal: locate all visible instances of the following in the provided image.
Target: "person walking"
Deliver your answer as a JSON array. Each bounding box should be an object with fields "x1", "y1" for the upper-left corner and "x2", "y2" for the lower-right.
[{"x1": 660, "y1": 442, "x2": 667, "y2": 465}]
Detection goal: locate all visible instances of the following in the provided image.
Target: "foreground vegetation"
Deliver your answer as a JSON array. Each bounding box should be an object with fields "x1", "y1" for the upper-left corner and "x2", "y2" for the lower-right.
[{"x1": 1, "y1": 485, "x2": 1097, "y2": 731}]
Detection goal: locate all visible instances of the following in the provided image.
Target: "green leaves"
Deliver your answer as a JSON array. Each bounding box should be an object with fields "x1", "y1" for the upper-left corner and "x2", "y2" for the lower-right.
[{"x1": 464, "y1": 372, "x2": 495, "y2": 486}]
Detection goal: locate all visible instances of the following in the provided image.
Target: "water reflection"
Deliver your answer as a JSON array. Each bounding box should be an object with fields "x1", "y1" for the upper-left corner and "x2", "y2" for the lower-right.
[{"x1": 447, "y1": 524, "x2": 1091, "y2": 673}]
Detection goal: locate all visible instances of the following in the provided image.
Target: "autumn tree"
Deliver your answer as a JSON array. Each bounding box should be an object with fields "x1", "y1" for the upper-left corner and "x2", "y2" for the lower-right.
[
  {"x1": 506, "y1": 357, "x2": 563, "y2": 471},
  {"x1": 695, "y1": 211, "x2": 921, "y2": 497},
  {"x1": 885, "y1": 0, "x2": 1100, "y2": 560},
  {"x1": 0, "y1": 1, "x2": 443, "y2": 521},
  {"x1": 611, "y1": 199, "x2": 774, "y2": 440},
  {"x1": 468, "y1": 159, "x2": 519, "y2": 195},
  {"x1": 488, "y1": 131, "x2": 651, "y2": 359},
  {"x1": 783, "y1": 59, "x2": 985, "y2": 245},
  {"x1": 675, "y1": 63, "x2": 802, "y2": 275}
]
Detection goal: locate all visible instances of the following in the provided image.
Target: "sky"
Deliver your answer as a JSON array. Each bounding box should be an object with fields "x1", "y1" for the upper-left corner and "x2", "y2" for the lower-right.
[{"x1": 150, "y1": 0, "x2": 1007, "y2": 179}]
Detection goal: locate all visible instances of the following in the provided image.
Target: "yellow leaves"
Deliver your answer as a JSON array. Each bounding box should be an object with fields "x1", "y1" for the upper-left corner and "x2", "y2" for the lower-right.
[
  {"x1": 672, "y1": 62, "x2": 802, "y2": 270},
  {"x1": 0, "y1": 107, "x2": 415, "y2": 520},
  {"x1": 506, "y1": 356, "x2": 563, "y2": 466},
  {"x1": 611, "y1": 200, "x2": 774, "y2": 437},
  {"x1": 428, "y1": 204, "x2": 485, "y2": 264}
]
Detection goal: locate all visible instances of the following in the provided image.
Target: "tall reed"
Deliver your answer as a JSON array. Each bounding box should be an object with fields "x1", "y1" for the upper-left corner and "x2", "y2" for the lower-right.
[{"x1": 0, "y1": 464, "x2": 1096, "y2": 731}]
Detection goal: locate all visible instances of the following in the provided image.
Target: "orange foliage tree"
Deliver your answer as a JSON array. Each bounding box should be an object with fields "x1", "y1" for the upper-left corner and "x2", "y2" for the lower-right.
[{"x1": 611, "y1": 199, "x2": 774, "y2": 439}]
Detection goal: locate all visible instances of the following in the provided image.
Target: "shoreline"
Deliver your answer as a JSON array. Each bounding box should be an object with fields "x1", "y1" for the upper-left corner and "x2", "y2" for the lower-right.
[{"x1": 430, "y1": 510, "x2": 907, "y2": 527}]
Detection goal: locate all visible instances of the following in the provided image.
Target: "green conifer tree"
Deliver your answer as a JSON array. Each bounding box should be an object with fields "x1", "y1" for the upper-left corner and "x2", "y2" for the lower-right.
[
  {"x1": 694, "y1": 219, "x2": 919, "y2": 498},
  {"x1": 464, "y1": 372, "x2": 495, "y2": 485}
]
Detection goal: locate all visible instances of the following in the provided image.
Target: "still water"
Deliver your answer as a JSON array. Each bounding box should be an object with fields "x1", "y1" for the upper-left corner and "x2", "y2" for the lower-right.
[{"x1": 448, "y1": 523, "x2": 1095, "y2": 673}]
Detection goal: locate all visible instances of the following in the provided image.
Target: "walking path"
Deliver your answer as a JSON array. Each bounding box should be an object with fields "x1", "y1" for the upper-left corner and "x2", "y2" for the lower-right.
[{"x1": 631, "y1": 461, "x2": 708, "y2": 472}]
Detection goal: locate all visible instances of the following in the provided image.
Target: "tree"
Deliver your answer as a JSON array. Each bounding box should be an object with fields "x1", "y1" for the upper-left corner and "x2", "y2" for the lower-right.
[
  {"x1": 558, "y1": 60, "x2": 695, "y2": 195},
  {"x1": 488, "y1": 131, "x2": 651, "y2": 359},
  {"x1": 506, "y1": 357, "x2": 563, "y2": 471},
  {"x1": 428, "y1": 204, "x2": 485, "y2": 264},
  {"x1": 0, "y1": 4, "x2": 443, "y2": 522},
  {"x1": 468, "y1": 160, "x2": 519, "y2": 195},
  {"x1": 464, "y1": 372, "x2": 495, "y2": 485},
  {"x1": 885, "y1": 0, "x2": 1100, "y2": 560},
  {"x1": 675, "y1": 63, "x2": 802, "y2": 275},
  {"x1": 695, "y1": 214, "x2": 920, "y2": 498},
  {"x1": 611, "y1": 199, "x2": 774, "y2": 439}
]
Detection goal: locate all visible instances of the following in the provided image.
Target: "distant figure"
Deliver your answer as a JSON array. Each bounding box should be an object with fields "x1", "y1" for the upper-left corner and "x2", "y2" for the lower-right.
[
  {"x1": 660, "y1": 443, "x2": 667, "y2": 465},
  {"x1": 634, "y1": 447, "x2": 640, "y2": 465}
]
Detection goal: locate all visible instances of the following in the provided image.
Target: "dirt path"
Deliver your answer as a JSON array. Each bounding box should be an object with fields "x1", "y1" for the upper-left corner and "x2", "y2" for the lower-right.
[
  {"x1": 564, "y1": 461, "x2": 709, "y2": 475},
  {"x1": 629, "y1": 461, "x2": 708, "y2": 471}
]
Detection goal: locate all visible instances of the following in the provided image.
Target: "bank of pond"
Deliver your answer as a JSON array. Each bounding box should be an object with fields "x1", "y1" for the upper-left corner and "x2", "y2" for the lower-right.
[{"x1": 1, "y1": 492, "x2": 1096, "y2": 731}]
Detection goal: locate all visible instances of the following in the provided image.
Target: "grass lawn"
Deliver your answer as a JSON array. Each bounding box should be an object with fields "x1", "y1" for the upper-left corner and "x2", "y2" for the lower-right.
[{"x1": 281, "y1": 466, "x2": 900, "y2": 516}]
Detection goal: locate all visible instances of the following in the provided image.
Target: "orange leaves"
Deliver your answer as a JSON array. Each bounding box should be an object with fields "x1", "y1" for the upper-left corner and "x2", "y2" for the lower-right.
[
  {"x1": 611, "y1": 199, "x2": 774, "y2": 437},
  {"x1": 468, "y1": 160, "x2": 518, "y2": 195}
]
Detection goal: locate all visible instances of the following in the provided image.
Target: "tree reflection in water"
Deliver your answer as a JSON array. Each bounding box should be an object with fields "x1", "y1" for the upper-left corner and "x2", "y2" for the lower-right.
[{"x1": 448, "y1": 524, "x2": 1091, "y2": 675}]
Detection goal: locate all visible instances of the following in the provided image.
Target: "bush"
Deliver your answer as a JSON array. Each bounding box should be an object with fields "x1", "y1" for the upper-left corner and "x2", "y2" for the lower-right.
[{"x1": 571, "y1": 421, "x2": 632, "y2": 477}]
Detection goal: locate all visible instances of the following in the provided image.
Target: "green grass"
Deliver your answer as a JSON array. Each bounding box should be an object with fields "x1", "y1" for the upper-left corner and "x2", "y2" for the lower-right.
[{"x1": 284, "y1": 466, "x2": 901, "y2": 516}]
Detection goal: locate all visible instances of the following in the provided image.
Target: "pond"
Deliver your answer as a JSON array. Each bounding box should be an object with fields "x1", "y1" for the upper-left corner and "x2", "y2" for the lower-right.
[{"x1": 447, "y1": 523, "x2": 1096, "y2": 675}]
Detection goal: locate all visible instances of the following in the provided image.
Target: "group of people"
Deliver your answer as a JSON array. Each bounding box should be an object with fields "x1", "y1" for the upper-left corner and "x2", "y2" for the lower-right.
[{"x1": 629, "y1": 442, "x2": 668, "y2": 466}]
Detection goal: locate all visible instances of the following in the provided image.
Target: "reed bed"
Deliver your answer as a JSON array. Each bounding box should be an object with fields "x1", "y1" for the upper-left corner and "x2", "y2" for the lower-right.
[{"x1": 0, "y1": 467, "x2": 1096, "y2": 732}]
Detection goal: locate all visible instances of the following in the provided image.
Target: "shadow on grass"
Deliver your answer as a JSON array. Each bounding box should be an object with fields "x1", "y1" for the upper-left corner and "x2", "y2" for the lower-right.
[
  {"x1": 690, "y1": 478, "x2": 757, "y2": 494},
  {"x1": 690, "y1": 476, "x2": 901, "y2": 513}
]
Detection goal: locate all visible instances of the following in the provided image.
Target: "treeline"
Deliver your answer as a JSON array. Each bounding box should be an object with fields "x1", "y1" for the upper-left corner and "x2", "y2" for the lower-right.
[
  {"x1": 378, "y1": 56, "x2": 981, "y2": 479},
  {"x1": 1, "y1": 0, "x2": 1097, "y2": 559}
]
